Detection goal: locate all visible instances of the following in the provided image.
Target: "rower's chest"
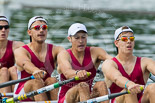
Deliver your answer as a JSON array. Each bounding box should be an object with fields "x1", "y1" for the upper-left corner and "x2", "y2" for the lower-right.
[
  {"x1": 0, "y1": 48, "x2": 6, "y2": 59},
  {"x1": 121, "y1": 62, "x2": 136, "y2": 75},
  {"x1": 33, "y1": 51, "x2": 47, "y2": 62}
]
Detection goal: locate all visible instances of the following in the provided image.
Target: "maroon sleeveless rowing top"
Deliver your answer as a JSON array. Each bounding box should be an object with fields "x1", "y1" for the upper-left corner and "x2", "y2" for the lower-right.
[
  {"x1": 58, "y1": 47, "x2": 97, "y2": 102},
  {"x1": 21, "y1": 44, "x2": 55, "y2": 80},
  {"x1": 0, "y1": 40, "x2": 15, "y2": 68},
  {"x1": 110, "y1": 57, "x2": 145, "y2": 103},
  {"x1": 14, "y1": 44, "x2": 55, "y2": 99}
]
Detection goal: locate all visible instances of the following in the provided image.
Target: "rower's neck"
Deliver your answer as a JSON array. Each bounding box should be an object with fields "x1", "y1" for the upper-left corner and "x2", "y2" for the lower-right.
[
  {"x1": 0, "y1": 40, "x2": 8, "y2": 49},
  {"x1": 29, "y1": 42, "x2": 46, "y2": 53},
  {"x1": 71, "y1": 48, "x2": 85, "y2": 58},
  {"x1": 116, "y1": 53, "x2": 134, "y2": 62}
]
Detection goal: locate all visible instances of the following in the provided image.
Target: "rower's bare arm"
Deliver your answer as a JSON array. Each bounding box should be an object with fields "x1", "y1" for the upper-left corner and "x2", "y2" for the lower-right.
[
  {"x1": 91, "y1": 47, "x2": 112, "y2": 61},
  {"x1": 142, "y1": 57, "x2": 155, "y2": 75},
  {"x1": 57, "y1": 50, "x2": 76, "y2": 79},
  {"x1": 102, "y1": 60, "x2": 135, "y2": 88},
  {"x1": 55, "y1": 46, "x2": 65, "y2": 55},
  {"x1": 12, "y1": 41, "x2": 25, "y2": 51},
  {"x1": 14, "y1": 47, "x2": 46, "y2": 78},
  {"x1": 52, "y1": 45, "x2": 65, "y2": 67}
]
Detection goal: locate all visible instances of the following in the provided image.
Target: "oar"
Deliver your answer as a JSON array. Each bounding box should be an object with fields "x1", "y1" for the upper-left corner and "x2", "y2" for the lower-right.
[
  {"x1": 4, "y1": 101, "x2": 58, "y2": 103},
  {"x1": 0, "y1": 93, "x2": 13, "y2": 97},
  {"x1": 96, "y1": 69, "x2": 103, "y2": 75},
  {"x1": 149, "y1": 73, "x2": 155, "y2": 82},
  {"x1": 0, "y1": 76, "x2": 35, "y2": 88},
  {"x1": 79, "y1": 86, "x2": 143, "y2": 103},
  {"x1": 5, "y1": 72, "x2": 91, "y2": 103}
]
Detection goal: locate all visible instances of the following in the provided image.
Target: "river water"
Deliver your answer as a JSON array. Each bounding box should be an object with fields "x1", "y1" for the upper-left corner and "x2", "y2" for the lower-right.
[
  {"x1": 1, "y1": 1, "x2": 155, "y2": 81},
  {"x1": 9, "y1": 8, "x2": 155, "y2": 58}
]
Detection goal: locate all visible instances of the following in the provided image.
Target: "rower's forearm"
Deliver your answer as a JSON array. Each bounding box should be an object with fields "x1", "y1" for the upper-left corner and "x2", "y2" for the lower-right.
[
  {"x1": 63, "y1": 69, "x2": 76, "y2": 79},
  {"x1": 22, "y1": 61, "x2": 39, "y2": 74},
  {"x1": 114, "y1": 76, "x2": 135, "y2": 89}
]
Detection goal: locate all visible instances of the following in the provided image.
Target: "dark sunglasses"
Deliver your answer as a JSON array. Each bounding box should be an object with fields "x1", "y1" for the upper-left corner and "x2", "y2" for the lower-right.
[
  {"x1": 30, "y1": 25, "x2": 48, "y2": 30},
  {"x1": 0, "y1": 25, "x2": 9, "y2": 30}
]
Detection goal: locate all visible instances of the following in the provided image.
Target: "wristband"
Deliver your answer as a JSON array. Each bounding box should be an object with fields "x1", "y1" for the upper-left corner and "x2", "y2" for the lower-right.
[
  {"x1": 125, "y1": 80, "x2": 130, "y2": 89},
  {"x1": 76, "y1": 70, "x2": 80, "y2": 75}
]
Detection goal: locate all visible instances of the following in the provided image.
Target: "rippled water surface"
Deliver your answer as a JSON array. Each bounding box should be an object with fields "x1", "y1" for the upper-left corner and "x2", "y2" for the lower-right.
[
  {"x1": 5, "y1": 7, "x2": 155, "y2": 81},
  {"x1": 9, "y1": 8, "x2": 155, "y2": 57}
]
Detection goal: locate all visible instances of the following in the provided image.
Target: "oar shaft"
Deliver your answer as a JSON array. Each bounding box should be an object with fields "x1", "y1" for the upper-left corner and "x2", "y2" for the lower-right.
[
  {"x1": 6, "y1": 73, "x2": 90, "y2": 103},
  {"x1": 0, "y1": 76, "x2": 34, "y2": 88},
  {"x1": 79, "y1": 91, "x2": 128, "y2": 103},
  {"x1": 108, "y1": 91, "x2": 128, "y2": 99},
  {"x1": 149, "y1": 73, "x2": 155, "y2": 82},
  {"x1": 79, "y1": 86, "x2": 143, "y2": 103},
  {"x1": 0, "y1": 93, "x2": 13, "y2": 97},
  {"x1": 12, "y1": 78, "x2": 76, "y2": 102}
]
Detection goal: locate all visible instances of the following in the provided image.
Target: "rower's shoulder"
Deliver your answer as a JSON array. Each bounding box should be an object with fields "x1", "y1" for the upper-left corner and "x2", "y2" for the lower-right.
[
  {"x1": 141, "y1": 57, "x2": 153, "y2": 60},
  {"x1": 90, "y1": 46, "x2": 112, "y2": 60},
  {"x1": 12, "y1": 41, "x2": 25, "y2": 50},
  {"x1": 14, "y1": 45, "x2": 28, "y2": 57},
  {"x1": 90, "y1": 46, "x2": 106, "y2": 51},
  {"x1": 14, "y1": 44, "x2": 29, "y2": 53},
  {"x1": 90, "y1": 46, "x2": 107, "y2": 55},
  {"x1": 102, "y1": 58, "x2": 117, "y2": 70},
  {"x1": 52, "y1": 44, "x2": 65, "y2": 52},
  {"x1": 58, "y1": 49, "x2": 70, "y2": 58},
  {"x1": 103, "y1": 58, "x2": 115, "y2": 65},
  {"x1": 141, "y1": 57, "x2": 155, "y2": 64}
]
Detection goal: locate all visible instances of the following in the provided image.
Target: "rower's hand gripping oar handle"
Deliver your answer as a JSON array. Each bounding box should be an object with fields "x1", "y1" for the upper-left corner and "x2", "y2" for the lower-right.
[
  {"x1": 127, "y1": 86, "x2": 144, "y2": 94},
  {"x1": 79, "y1": 86, "x2": 143, "y2": 103},
  {"x1": 54, "y1": 72, "x2": 91, "y2": 88},
  {"x1": 109, "y1": 86, "x2": 144, "y2": 100},
  {"x1": 0, "y1": 75, "x2": 35, "y2": 88},
  {"x1": 75, "y1": 72, "x2": 91, "y2": 80},
  {"x1": 5, "y1": 72, "x2": 91, "y2": 103}
]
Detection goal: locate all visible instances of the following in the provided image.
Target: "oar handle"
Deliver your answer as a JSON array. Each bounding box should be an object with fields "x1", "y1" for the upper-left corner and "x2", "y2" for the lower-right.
[
  {"x1": 127, "y1": 86, "x2": 144, "y2": 94},
  {"x1": 79, "y1": 86, "x2": 144, "y2": 103},
  {"x1": 56, "y1": 72, "x2": 91, "y2": 88},
  {"x1": 109, "y1": 86, "x2": 144, "y2": 100},
  {"x1": 75, "y1": 72, "x2": 91, "y2": 80}
]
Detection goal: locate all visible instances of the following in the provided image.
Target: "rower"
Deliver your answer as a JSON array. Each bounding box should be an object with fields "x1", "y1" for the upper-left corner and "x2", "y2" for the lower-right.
[
  {"x1": 57, "y1": 23, "x2": 112, "y2": 103},
  {"x1": 0, "y1": 16, "x2": 24, "y2": 93},
  {"x1": 13, "y1": 16, "x2": 65, "y2": 101},
  {"x1": 102, "y1": 26, "x2": 155, "y2": 103}
]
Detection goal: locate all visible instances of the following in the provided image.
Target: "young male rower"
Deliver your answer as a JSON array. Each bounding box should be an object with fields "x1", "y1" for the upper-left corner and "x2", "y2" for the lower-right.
[
  {"x1": 57, "y1": 23, "x2": 112, "y2": 103},
  {"x1": 0, "y1": 16, "x2": 24, "y2": 93},
  {"x1": 102, "y1": 26, "x2": 155, "y2": 103},
  {"x1": 14, "y1": 16, "x2": 65, "y2": 101}
]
